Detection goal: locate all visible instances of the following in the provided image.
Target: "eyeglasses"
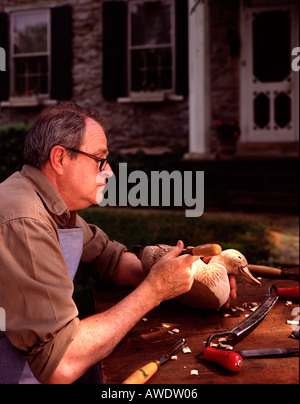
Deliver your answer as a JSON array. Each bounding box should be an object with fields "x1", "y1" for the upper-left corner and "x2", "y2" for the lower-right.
[{"x1": 66, "y1": 147, "x2": 108, "y2": 172}]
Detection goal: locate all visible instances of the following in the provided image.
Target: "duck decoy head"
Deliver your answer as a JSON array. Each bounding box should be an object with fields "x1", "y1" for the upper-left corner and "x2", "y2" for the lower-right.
[
  {"x1": 215, "y1": 249, "x2": 261, "y2": 287},
  {"x1": 239, "y1": 264, "x2": 261, "y2": 287}
]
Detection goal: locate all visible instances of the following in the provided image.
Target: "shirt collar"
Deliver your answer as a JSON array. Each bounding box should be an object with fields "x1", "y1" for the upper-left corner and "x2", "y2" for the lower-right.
[{"x1": 20, "y1": 164, "x2": 70, "y2": 220}]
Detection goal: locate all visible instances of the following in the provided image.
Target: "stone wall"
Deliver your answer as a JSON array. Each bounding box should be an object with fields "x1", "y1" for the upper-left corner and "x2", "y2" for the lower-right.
[{"x1": 0, "y1": 0, "x2": 239, "y2": 155}]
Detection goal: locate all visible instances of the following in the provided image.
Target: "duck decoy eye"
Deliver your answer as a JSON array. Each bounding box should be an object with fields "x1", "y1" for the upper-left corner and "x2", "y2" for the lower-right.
[{"x1": 238, "y1": 255, "x2": 242, "y2": 259}]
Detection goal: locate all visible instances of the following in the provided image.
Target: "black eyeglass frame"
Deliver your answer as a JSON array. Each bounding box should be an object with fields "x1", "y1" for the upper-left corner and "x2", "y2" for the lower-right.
[{"x1": 66, "y1": 147, "x2": 108, "y2": 172}]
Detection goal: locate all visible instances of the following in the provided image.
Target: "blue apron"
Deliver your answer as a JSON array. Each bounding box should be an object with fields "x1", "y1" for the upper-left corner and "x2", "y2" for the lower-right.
[{"x1": 0, "y1": 227, "x2": 102, "y2": 384}]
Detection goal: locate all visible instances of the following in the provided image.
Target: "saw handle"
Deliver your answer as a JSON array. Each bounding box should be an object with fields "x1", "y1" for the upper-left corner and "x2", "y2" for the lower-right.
[
  {"x1": 276, "y1": 286, "x2": 299, "y2": 300},
  {"x1": 203, "y1": 347, "x2": 243, "y2": 372},
  {"x1": 122, "y1": 361, "x2": 159, "y2": 384}
]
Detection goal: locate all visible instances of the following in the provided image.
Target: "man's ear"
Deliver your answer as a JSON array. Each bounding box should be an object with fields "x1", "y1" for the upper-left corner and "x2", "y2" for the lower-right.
[{"x1": 49, "y1": 146, "x2": 66, "y2": 175}]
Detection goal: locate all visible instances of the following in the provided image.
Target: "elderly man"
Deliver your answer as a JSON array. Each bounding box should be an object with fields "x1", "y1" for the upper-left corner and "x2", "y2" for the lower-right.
[{"x1": 0, "y1": 102, "x2": 236, "y2": 384}]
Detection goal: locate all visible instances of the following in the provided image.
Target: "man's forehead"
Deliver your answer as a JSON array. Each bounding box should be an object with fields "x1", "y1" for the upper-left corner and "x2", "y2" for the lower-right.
[{"x1": 83, "y1": 118, "x2": 108, "y2": 153}]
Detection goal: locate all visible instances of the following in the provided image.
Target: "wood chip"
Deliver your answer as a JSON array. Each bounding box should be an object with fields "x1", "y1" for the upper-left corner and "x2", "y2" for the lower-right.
[
  {"x1": 171, "y1": 355, "x2": 178, "y2": 361},
  {"x1": 190, "y1": 369, "x2": 198, "y2": 376},
  {"x1": 219, "y1": 343, "x2": 233, "y2": 350},
  {"x1": 182, "y1": 346, "x2": 192, "y2": 354}
]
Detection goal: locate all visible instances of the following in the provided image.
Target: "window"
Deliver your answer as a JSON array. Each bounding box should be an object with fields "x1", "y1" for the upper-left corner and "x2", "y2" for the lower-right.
[
  {"x1": 102, "y1": 0, "x2": 188, "y2": 102},
  {"x1": 11, "y1": 10, "x2": 50, "y2": 98},
  {"x1": 0, "y1": 5, "x2": 72, "y2": 105},
  {"x1": 129, "y1": 0, "x2": 174, "y2": 95}
]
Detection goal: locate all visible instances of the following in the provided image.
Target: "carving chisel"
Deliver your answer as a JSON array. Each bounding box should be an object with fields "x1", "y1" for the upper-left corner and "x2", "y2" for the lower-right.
[
  {"x1": 203, "y1": 346, "x2": 299, "y2": 372},
  {"x1": 248, "y1": 264, "x2": 299, "y2": 280},
  {"x1": 122, "y1": 338, "x2": 187, "y2": 384},
  {"x1": 181, "y1": 243, "x2": 222, "y2": 257}
]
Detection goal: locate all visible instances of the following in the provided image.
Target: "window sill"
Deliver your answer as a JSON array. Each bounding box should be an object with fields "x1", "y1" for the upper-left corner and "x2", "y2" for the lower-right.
[
  {"x1": 117, "y1": 92, "x2": 184, "y2": 103},
  {"x1": 1, "y1": 96, "x2": 57, "y2": 108}
]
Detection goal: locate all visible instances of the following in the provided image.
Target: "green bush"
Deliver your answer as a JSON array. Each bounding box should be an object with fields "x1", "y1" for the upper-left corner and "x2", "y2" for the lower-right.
[
  {"x1": 0, "y1": 123, "x2": 31, "y2": 182},
  {"x1": 78, "y1": 208, "x2": 273, "y2": 264}
]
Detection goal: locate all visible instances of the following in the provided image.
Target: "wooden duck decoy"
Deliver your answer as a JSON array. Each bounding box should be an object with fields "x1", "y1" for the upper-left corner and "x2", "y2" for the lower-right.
[{"x1": 133, "y1": 244, "x2": 261, "y2": 310}]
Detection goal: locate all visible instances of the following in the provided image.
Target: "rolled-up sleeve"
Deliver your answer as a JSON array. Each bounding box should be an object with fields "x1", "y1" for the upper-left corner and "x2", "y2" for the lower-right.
[{"x1": 0, "y1": 217, "x2": 79, "y2": 383}]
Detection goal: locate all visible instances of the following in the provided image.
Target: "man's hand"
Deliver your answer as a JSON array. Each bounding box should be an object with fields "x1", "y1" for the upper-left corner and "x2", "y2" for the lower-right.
[
  {"x1": 144, "y1": 240, "x2": 199, "y2": 303},
  {"x1": 224, "y1": 274, "x2": 237, "y2": 309}
]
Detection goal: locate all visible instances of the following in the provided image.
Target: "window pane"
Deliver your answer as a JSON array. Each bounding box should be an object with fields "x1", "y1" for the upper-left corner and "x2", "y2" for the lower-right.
[
  {"x1": 254, "y1": 93, "x2": 270, "y2": 128},
  {"x1": 13, "y1": 11, "x2": 48, "y2": 54},
  {"x1": 253, "y1": 11, "x2": 290, "y2": 82},
  {"x1": 131, "y1": 48, "x2": 172, "y2": 91},
  {"x1": 275, "y1": 92, "x2": 291, "y2": 128},
  {"x1": 130, "y1": 0, "x2": 171, "y2": 46},
  {"x1": 14, "y1": 56, "x2": 48, "y2": 95}
]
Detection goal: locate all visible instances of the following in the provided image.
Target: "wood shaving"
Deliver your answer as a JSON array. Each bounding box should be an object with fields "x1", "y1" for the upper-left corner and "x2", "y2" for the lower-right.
[
  {"x1": 219, "y1": 343, "x2": 233, "y2": 350},
  {"x1": 285, "y1": 301, "x2": 293, "y2": 306},
  {"x1": 171, "y1": 355, "x2": 178, "y2": 361},
  {"x1": 172, "y1": 328, "x2": 180, "y2": 333},
  {"x1": 236, "y1": 306, "x2": 246, "y2": 312},
  {"x1": 182, "y1": 346, "x2": 192, "y2": 354},
  {"x1": 223, "y1": 313, "x2": 231, "y2": 317},
  {"x1": 190, "y1": 369, "x2": 198, "y2": 376},
  {"x1": 287, "y1": 320, "x2": 299, "y2": 325}
]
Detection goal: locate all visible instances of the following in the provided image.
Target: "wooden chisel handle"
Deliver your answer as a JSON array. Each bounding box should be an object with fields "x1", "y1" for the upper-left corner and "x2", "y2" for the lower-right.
[
  {"x1": 248, "y1": 264, "x2": 299, "y2": 280},
  {"x1": 122, "y1": 361, "x2": 160, "y2": 384},
  {"x1": 182, "y1": 243, "x2": 222, "y2": 257}
]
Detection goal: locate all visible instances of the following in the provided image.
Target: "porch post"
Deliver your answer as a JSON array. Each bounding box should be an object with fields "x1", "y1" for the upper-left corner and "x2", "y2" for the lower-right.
[{"x1": 187, "y1": 0, "x2": 211, "y2": 158}]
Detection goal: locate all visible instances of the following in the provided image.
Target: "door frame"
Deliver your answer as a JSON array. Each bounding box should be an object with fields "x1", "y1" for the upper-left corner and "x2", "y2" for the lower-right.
[{"x1": 240, "y1": 2, "x2": 299, "y2": 143}]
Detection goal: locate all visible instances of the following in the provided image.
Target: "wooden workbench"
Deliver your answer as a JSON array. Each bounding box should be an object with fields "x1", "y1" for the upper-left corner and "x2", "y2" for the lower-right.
[{"x1": 94, "y1": 270, "x2": 299, "y2": 385}]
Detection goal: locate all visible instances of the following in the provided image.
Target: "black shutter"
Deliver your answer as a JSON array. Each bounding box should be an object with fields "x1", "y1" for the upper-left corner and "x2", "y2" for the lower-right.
[
  {"x1": 102, "y1": 1, "x2": 127, "y2": 100},
  {"x1": 50, "y1": 5, "x2": 72, "y2": 100},
  {"x1": 0, "y1": 12, "x2": 9, "y2": 101},
  {"x1": 175, "y1": 0, "x2": 188, "y2": 96}
]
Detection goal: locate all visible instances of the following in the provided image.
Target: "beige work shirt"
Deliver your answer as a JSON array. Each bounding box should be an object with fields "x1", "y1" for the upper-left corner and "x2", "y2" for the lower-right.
[{"x1": 0, "y1": 165, "x2": 127, "y2": 383}]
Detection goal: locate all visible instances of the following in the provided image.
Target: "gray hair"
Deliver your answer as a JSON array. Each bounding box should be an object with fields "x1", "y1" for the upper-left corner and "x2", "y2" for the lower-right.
[{"x1": 24, "y1": 101, "x2": 106, "y2": 169}]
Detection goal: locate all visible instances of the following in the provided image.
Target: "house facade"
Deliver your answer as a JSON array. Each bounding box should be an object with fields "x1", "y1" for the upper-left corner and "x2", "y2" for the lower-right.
[{"x1": 0, "y1": 0, "x2": 299, "y2": 157}]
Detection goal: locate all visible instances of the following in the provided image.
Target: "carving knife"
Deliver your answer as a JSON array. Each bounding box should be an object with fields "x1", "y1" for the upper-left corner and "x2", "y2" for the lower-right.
[{"x1": 204, "y1": 285, "x2": 279, "y2": 371}]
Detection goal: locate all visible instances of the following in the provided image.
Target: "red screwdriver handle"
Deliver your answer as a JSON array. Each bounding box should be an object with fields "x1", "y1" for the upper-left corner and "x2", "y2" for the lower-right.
[
  {"x1": 276, "y1": 286, "x2": 299, "y2": 300},
  {"x1": 203, "y1": 347, "x2": 243, "y2": 372}
]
